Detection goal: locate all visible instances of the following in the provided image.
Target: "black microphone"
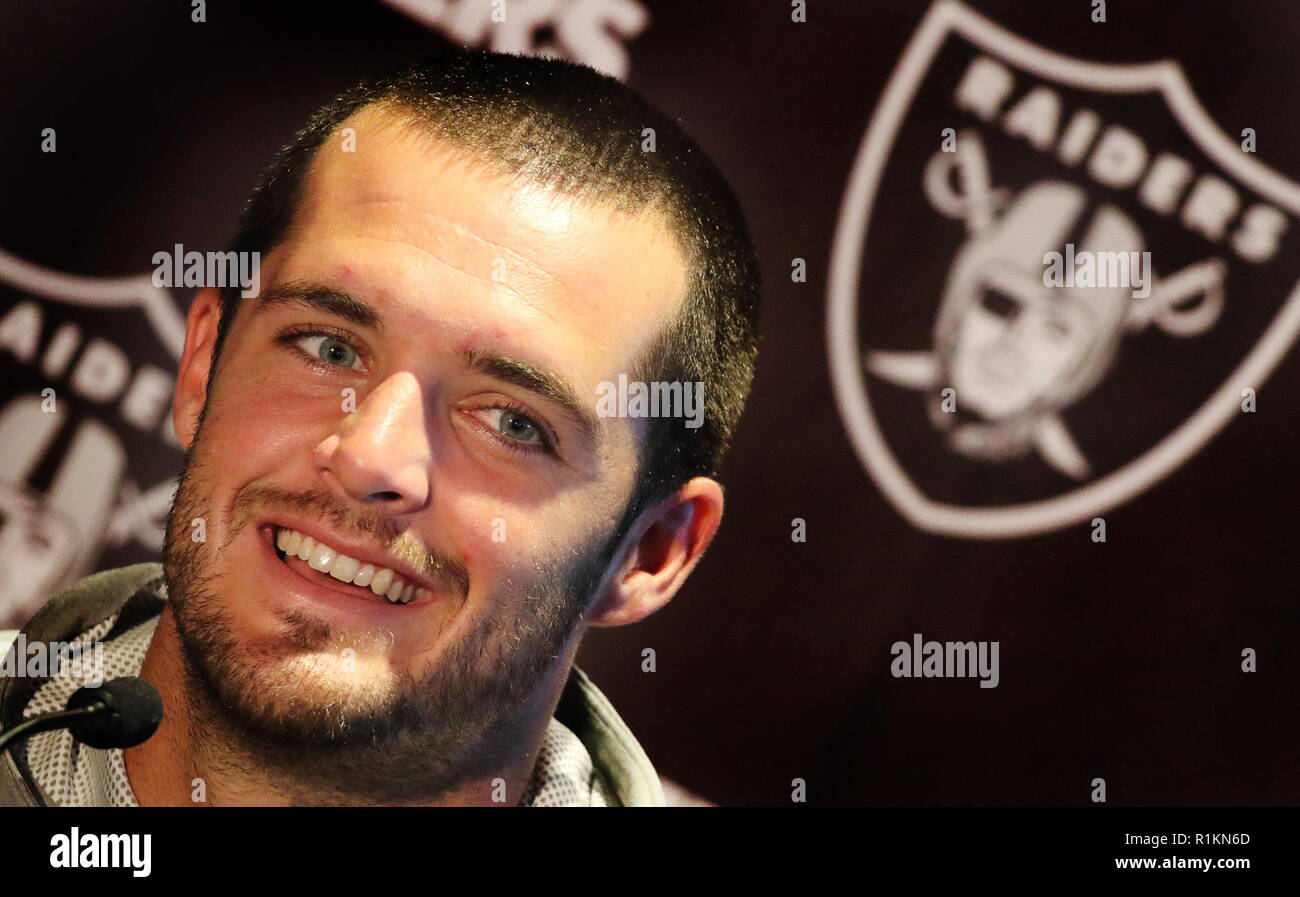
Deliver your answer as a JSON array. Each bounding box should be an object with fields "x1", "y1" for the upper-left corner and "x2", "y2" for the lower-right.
[{"x1": 0, "y1": 677, "x2": 163, "y2": 753}]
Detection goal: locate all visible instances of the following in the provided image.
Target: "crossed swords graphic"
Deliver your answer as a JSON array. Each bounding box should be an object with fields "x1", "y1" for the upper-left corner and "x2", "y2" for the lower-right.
[{"x1": 865, "y1": 131, "x2": 1227, "y2": 481}]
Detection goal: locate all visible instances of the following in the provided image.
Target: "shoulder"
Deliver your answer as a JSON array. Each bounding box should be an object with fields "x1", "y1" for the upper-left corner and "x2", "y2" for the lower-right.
[
  {"x1": 556, "y1": 665, "x2": 666, "y2": 807},
  {"x1": 24, "y1": 562, "x2": 166, "y2": 641}
]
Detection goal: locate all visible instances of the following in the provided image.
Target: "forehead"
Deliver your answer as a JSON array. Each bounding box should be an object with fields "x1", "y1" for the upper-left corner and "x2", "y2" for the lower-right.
[{"x1": 274, "y1": 104, "x2": 689, "y2": 376}]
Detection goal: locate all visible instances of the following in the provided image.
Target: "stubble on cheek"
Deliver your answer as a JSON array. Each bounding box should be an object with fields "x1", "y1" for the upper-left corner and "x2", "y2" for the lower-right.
[
  {"x1": 162, "y1": 448, "x2": 426, "y2": 734},
  {"x1": 278, "y1": 609, "x2": 332, "y2": 652}
]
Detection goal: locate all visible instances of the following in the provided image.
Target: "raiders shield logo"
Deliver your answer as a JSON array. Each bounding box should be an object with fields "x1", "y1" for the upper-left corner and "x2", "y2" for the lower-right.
[
  {"x1": 828, "y1": 0, "x2": 1300, "y2": 538},
  {"x1": 0, "y1": 246, "x2": 186, "y2": 626}
]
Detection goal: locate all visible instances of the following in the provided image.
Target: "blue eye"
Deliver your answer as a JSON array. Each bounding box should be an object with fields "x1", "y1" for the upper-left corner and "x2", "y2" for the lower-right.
[
  {"x1": 286, "y1": 331, "x2": 364, "y2": 371},
  {"x1": 494, "y1": 408, "x2": 542, "y2": 443},
  {"x1": 467, "y1": 403, "x2": 556, "y2": 457}
]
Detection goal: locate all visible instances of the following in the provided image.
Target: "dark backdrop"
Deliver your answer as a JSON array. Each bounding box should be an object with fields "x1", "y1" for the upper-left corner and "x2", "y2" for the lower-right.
[{"x1": 1, "y1": 0, "x2": 1297, "y2": 806}]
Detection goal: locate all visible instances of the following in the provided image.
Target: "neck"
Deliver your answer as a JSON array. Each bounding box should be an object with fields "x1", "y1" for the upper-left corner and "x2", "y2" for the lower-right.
[{"x1": 125, "y1": 607, "x2": 572, "y2": 806}]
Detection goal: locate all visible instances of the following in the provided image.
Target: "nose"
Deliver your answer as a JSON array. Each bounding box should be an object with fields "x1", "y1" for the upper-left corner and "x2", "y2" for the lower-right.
[
  {"x1": 313, "y1": 372, "x2": 432, "y2": 516},
  {"x1": 975, "y1": 343, "x2": 1024, "y2": 383}
]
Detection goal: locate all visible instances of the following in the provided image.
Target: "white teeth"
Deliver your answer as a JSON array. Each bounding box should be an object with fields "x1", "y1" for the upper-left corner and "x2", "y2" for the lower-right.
[
  {"x1": 353, "y1": 564, "x2": 375, "y2": 587},
  {"x1": 330, "y1": 554, "x2": 360, "y2": 583},
  {"x1": 370, "y1": 567, "x2": 394, "y2": 598},
  {"x1": 308, "y1": 541, "x2": 336, "y2": 572},
  {"x1": 277, "y1": 528, "x2": 303, "y2": 556},
  {"x1": 273, "y1": 526, "x2": 424, "y2": 604}
]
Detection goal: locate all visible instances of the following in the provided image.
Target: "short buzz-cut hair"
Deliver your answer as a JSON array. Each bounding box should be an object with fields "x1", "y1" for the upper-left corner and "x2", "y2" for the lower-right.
[{"x1": 211, "y1": 49, "x2": 761, "y2": 558}]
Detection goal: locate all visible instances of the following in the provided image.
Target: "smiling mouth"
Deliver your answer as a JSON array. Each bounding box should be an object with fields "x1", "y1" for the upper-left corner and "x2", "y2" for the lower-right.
[{"x1": 264, "y1": 524, "x2": 429, "y2": 607}]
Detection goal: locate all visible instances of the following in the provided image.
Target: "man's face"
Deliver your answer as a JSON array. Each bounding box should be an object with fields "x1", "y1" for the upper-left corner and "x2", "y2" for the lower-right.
[
  {"x1": 163, "y1": 104, "x2": 688, "y2": 800},
  {"x1": 947, "y1": 263, "x2": 1099, "y2": 420}
]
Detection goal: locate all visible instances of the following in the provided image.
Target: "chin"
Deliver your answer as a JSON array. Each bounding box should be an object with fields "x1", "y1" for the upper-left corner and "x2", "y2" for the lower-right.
[{"x1": 243, "y1": 649, "x2": 398, "y2": 721}]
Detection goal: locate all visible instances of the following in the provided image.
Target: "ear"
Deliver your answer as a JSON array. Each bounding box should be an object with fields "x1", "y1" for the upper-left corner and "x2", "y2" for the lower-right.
[
  {"x1": 171, "y1": 287, "x2": 223, "y2": 451},
  {"x1": 586, "y1": 476, "x2": 724, "y2": 628}
]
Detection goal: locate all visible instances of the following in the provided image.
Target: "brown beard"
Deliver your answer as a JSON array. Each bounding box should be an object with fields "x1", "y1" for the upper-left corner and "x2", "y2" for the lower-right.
[{"x1": 160, "y1": 410, "x2": 619, "y2": 805}]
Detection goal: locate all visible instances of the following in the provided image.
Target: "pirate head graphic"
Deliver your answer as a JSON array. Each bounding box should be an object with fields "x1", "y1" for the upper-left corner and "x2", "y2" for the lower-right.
[
  {"x1": 828, "y1": 1, "x2": 1300, "y2": 539},
  {"x1": 0, "y1": 246, "x2": 186, "y2": 626},
  {"x1": 870, "y1": 178, "x2": 1144, "y2": 480}
]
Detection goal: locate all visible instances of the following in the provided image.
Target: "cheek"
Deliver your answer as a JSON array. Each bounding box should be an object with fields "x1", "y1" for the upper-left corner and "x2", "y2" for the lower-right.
[
  {"x1": 450, "y1": 497, "x2": 529, "y2": 576},
  {"x1": 206, "y1": 383, "x2": 321, "y2": 463},
  {"x1": 447, "y1": 493, "x2": 597, "y2": 595},
  {"x1": 213, "y1": 346, "x2": 346, "y2": 438}
]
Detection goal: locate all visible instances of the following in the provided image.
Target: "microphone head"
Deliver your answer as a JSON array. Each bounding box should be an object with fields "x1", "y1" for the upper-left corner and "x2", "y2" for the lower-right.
[{"x1": 66, "y1": 677, "x2": 164, "y2": 749}]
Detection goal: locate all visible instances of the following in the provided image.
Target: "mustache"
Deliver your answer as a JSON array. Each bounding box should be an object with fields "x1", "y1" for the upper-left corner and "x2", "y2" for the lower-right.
[{"x1": 236, "y1": 486, "x2": 470, "y2": 599}]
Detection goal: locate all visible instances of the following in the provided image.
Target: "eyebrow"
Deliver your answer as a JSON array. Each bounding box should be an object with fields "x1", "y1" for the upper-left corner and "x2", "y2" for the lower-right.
[
  {"x1": 252, "y1": 282, "x2": 383, "y2": 331},
  {"x1": 463, "y1": 349, "x2": 600, "y2": 454},
  {"x1": 254, "y1": 281, "x2": 600, "y2": 453}
]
